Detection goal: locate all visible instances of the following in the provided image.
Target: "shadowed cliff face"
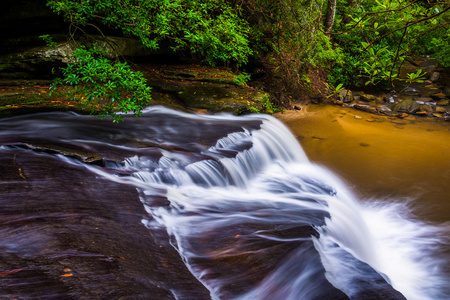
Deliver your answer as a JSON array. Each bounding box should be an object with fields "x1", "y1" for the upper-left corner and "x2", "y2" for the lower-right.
[{"x1": 1, "y1": 0, "x2": 65, "y2": 53}]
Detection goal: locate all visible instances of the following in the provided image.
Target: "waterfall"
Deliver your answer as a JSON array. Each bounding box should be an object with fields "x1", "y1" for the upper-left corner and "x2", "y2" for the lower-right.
[
  {"x1": 119, "y1": 108, "x2": 448, "y2": 299},
  {"x1": 4, "y1": 106, "x2": 447, "y2": 299}
]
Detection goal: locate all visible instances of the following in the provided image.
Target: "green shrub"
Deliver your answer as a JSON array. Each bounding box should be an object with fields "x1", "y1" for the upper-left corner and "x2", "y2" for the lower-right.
[{"x1": 50, "y1": 46, "x2": 151, "y2": 122}]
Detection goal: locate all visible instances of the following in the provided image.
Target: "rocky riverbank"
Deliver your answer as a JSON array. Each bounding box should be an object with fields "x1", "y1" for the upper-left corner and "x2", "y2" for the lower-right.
[
  {"x1": 330, "y1": 59, "x2": 450, "y2": 122},
  {"x1": 0, "y1": 63, "x2": 270, "y2": 119}
]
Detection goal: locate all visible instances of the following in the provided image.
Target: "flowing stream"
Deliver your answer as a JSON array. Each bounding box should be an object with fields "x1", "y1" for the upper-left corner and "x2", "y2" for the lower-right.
[{"x1": 0, "y1": 106, "x2": 448, "y2": 299}]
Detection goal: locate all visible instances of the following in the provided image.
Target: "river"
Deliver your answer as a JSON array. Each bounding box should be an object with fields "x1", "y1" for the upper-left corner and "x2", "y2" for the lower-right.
[{"x1": 0, "y1": 106, "x2": 448, "y2": 299}]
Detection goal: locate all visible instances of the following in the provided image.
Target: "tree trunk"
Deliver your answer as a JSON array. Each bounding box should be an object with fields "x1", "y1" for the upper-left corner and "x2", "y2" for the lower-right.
[{"x1": 324, "y1": 0, "x2": 337, "y2": 36}]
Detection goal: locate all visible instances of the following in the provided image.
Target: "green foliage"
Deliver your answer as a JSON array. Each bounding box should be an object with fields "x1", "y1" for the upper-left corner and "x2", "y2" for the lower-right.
[
  {"x1": 326, "y1": 83, "x2": 345, "y2": 98},
  {"x1": 50, "y1": 46, "x2": 151, "y2": 122},
  {"x1": 47, "y1": 0, "x2": 252, "y2": 66},
  {"x1": 233, "y1": 72, "x2": 250, "y2": 86},
  {"x1": 262, "y1": 95, "x2": 280, "y2": 114},
  {"x1": 242, "y1": 0, "x2": 344, "y2": 96},
  {"x1": 404, "y1": 69, "x2": 427, "y2": 85},
  {"x1": 247, "y1": 106, "x2": 261, "y2": 114},
  {"x1": 39, "y1": 34, "x2": 57, "y2": 48},
  {"x1": 331, "y1": 0, "x2": 450, "y2": 89},
  {"x1": 360, "y1": 42, "x2": 400, "y2": 87}
]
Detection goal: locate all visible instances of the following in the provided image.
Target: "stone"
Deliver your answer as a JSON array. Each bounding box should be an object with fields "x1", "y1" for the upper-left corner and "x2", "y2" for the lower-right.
[
  {"x1": 429, "y1": 72, "x2": 440, "y2": 82},
  {"x1": 392, "y1": 99, "x2": 420, "y2": 114},
  {"x1": 415, "y1": 111, "x2": 428, "y2": 117},
  {"x1": 360, "y1": 94, "x2": 377, "y2": 102},
  {"x1": 376, "y1": 95, "x2": 386, "y2": 104},
  {"x1": 339, "y1": 89, "x2": 354, "y2": 103},
  {"x1": 353, "y1": 104, "x2": 379, "y2": 115},
  {"x1": 418, "y1": 105, "x2": 433, "y2": 116},
  {"x1": 435, "y1": 106, "x2": 448, "y2": 113},
  {"x1": 377, "y1": 105, "x2": 392, "y2": 114},
  {"x1": 430, "y1": 92, "x2": 446, "y2": 100},
  {"x1": 436, "y1": 99, "x2": 450, "y2": 106}
]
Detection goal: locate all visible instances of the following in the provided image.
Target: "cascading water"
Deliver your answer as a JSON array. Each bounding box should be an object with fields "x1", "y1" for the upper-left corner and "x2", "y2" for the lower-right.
[{"x1": 0, "y1": 106, "x2": 448, "y2": 299}]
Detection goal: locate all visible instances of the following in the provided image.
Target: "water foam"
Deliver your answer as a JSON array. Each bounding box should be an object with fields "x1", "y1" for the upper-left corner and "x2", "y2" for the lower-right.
[{"x1": 52, "y1": 108, "x2": 448, "y2": 299}]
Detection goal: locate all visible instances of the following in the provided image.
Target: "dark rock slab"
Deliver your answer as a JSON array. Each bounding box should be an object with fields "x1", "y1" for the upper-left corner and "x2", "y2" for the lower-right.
[{"x1": 0, "y1": 150, "x2": 211, "y2": 299}]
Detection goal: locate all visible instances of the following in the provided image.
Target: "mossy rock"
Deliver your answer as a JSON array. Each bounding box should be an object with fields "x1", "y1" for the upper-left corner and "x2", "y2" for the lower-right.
[
  {"x1": 177, "y1": 83, "x2": 267, "y2": 113},
  {"x1": 393, "y1": 99, "x2": 420, "y2": 114},
  {"x1": 360, "y1": 94, "x2": 377, "y2": 102}
]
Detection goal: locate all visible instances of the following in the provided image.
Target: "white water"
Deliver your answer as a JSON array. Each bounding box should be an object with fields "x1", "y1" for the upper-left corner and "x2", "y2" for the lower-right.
[{"x1": 49, "y1": 107, "x2": 449, "y2": 299}]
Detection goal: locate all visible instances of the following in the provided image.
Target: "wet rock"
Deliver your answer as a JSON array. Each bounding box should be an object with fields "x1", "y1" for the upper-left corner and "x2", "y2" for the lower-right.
[
  {"x1": 417, "y1": 104, "x2": 432, "y2": 117},
  {"x1": 0, "y1": 150, "x2": 211, "y2": 299},
  {"x1": 393, "y1": 99, "x2": 420, "y2": 114},
  {"x1": 377, "y1": 105, "x2": 392, "y2": 114},
  {"x1": 177, "y1": 83, "x2": 266, "y2": 114},
  {"x1": 430, "y1": 72, "x2": 440, "y2": 82},
  {"x1": 436, "y1": 99, "x2": 450, "y2": 106},
  {"x1": 142, "y1": 65, "x2": 268, "y2": 114},
  {"x1": 352, "y1": 104, "x2": 379, "y2": 115},
  {"x1": 376, "y1": 95, "x2": 387, "y2": 104},
  {"x1": 415, "y1": 111, "x2": 428, "y2": 117},
  {"x1": 339, "y1": 89, "x2": 354, "y2": 103},
  {"x1": 360, "y1": 94, "x2": 377, "y2": 102},
  {"x1": 430, "y1": 92, "x2": 447, "y2": 101},
  {"x1": 419, "y1": 104, "x2": 433, "y2": 113},
  {"x1": 435, "y1": 106, "x2": 448, "y2": 114}
]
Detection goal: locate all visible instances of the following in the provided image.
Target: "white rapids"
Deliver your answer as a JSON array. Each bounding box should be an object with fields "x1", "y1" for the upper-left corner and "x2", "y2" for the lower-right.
[{"x1": 55, "y1": 107, "x2": 449, "y2": 299}]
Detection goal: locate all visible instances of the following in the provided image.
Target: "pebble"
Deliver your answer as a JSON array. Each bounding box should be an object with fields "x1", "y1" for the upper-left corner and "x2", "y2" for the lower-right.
[{"x1": 354, "y1": 115, "x2": 362, "y2": 119}]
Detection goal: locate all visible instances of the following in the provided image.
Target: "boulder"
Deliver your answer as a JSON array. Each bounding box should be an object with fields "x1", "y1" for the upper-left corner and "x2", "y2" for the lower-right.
[
  {"x1": 435, "y1": 106, "x2": 448, "y2": 113},
  {"x1": 436, "y1": 99, "x2": 450, "y2": 106},
  {"x1": 419, "y1": 104, "x2": 433, "y2": 113},
  {"x1": 393, "y1": 99, "x2": 420, "y2": 114},
  {"x1": 429, "y1": 71, "x2": 440, "y2": 82},
  {"x1": 339, "y1": 89, "x2": 354, "y2": 103},
  {"x1": 360, "y1": 94, "x2": 377, "y2": 102}
]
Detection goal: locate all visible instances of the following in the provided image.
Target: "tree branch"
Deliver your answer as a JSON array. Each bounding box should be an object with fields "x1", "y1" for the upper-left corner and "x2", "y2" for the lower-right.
[
  {"x1": 362, "y1": 6, "x2": 450, "y2": 51},
  {"x1": 335, "y1": 0, "x2": 420, "y2": 35}
]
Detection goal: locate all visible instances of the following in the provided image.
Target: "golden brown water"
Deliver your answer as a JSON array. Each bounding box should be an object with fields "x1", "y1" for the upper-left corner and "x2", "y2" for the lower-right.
[{"x1": 276, "y1": 105, "x2": 450, "y2": 224}]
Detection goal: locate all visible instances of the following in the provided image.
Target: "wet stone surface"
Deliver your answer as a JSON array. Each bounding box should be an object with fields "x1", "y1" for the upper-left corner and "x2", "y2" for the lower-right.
[{"x1": 0, "y1": 150, "x2": 211, "y2": 299}]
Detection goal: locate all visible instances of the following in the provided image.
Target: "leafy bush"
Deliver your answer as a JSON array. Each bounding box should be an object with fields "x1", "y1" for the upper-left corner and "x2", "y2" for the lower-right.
[{"x1": 50, "y1": 46, "x2": 152, "y2": 122}]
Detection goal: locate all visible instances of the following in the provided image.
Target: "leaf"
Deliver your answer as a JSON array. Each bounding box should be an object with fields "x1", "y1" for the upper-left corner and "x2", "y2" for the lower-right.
[
  {"x1": 61, "y1": 273, "x2": 73, "y2": 277},
  {"x1": 0, "y1": 269, "x2": 23, "y2": 277}
]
